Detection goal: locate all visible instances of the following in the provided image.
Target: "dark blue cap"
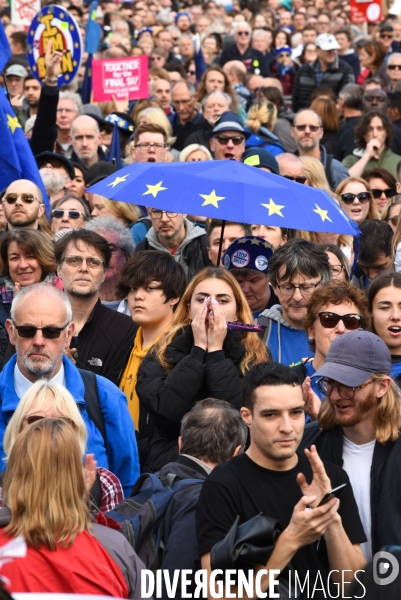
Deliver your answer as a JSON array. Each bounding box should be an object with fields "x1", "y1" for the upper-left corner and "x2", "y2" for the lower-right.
[
  {"x1": 222, "y1": 236, "x2": 274, "y2": 273},
  {"x1": 242, "y1": 147, "x2": 279, "y2": 175}
]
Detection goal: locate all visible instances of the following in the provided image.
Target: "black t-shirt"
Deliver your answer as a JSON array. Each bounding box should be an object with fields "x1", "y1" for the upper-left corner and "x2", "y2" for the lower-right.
[{"x1": 196, "y1": 452, "x2": 366, "y2": 599}]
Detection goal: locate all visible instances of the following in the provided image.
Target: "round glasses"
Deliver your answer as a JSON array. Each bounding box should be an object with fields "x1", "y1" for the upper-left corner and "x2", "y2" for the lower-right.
[
  {"x1": 148, "y1": 209, "x2": 178, "y2": 218},
  {"x1": 276, "y1": 281, "x2": 321, "y2": 296},
  {"x1": 317, "y1": 378, "x2": 373, "y2": 400},
  {"x1": 316, "y1": 311, "x2": 363, "y2": 330}
]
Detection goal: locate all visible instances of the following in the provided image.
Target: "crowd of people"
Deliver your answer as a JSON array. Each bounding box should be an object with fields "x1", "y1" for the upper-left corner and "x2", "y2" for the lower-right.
[{"x1": 2, "y1": 0, "x2": 401, "y2": 598}]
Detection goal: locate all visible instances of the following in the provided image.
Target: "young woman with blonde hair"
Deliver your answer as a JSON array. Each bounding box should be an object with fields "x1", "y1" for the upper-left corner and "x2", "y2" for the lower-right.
[
  {"x1": 136, "y1": 267, "x2": 269, "y2": 472},
  {"x1": 245, "y1": 99, "x2": 285, "y2": 156}
]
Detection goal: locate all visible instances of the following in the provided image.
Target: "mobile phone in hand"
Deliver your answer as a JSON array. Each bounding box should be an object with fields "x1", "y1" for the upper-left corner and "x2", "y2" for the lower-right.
[{"x1": 317, "y1": 483, "x2": 347, "y2": 507}]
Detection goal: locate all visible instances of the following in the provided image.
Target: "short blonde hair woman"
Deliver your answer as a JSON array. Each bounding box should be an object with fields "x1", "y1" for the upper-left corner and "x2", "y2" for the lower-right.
[
  {"x1": 179, "y1": 144, "x2": 213, "y2": 162},
  {"x1": 299, "y1": 156, "x2": 331, "y2": 192},
  {"x1": 89, "y1": 193, "x2": 140, "y2": 224}
]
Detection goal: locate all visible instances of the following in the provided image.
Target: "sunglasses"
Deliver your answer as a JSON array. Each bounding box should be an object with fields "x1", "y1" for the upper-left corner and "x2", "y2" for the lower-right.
[
  {"x1": 23, "y1": 414, "x2": 76, "y2": 428},
  {"x1": 317, "y1": 311, "x2": 363, "y2": 330},
  {"x1": 293, "y1": 124, "x2": 321, "y2": 132},
  {"x1": 340, "y1": 192, "x2": 371, "y2": 204},
  {"x1": 380, "y1": 34, "x2": 393, "y2": 39},
  {"x1": 187, "y1": 70, "x2": 196, "y2": 75},
  {"x1": 371, "y1": 187, "x2": 397, "y2": 199},
  {"x1": 237, "y1": 31, "x2": 250, "y2": 36},
  {"x1": 4, "y1": 193, "x2": 39, "y2": 204},
  {"x1": 13, "y1": 322, "x2": 69, "y2": 339},
  {"x1": 283, "y1": 175, "x2": 307, "y2": 184},
  {"x1": 214, "y1": 135, "x2": 245, "y2": 145},
  {"x1": 389, "y1": 216, "x2": 399, "y2": 227},
  {"x1": 388, "y1": 64, "x2": 401, "y2": 70},
  {"x1": 52, "y1": 209, "x2": 83, "y2": 219}
]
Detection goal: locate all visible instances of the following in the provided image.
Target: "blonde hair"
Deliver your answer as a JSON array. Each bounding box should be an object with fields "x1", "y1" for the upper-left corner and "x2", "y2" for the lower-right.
[
  {"x1": 246, "y1": 99, "x2": 277, "y2": 133},
  {"x1": 137, "y1": 107, "x2": 176, "y2": 146},
  {"x1": 154, "y1": 267, "x2": 269, "y2": 374},
  {"x1": 179, "y1": 144, "x2": 213, "y2": 162},
  {"x1": 335, "y1": 177, "x2": 379, "y2": 221},
  {"x1": 382, "y1": 195, "x2": 401, "y2": 223},
  {"x1": 94, "y1": 195, "x2": 140, "y2": 224},
  {"x1": 3, "y1": 418, "x2": 91, "y2": 549},
  {"x1": 390, "y1": 198, "x2": 401, "y2": 258},
  {"x1": 3, "y1": 380, "x2": 87, "y2": 460},
  {"x1": 299, "y1": 156, "x2": 331, "y2": 192},
  {"x1": 318, "y1": 375, "x2": 401, "y2": 444}
]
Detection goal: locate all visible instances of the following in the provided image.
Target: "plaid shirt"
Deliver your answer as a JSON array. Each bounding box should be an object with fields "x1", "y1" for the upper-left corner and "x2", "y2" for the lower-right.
[{"x1": 98, "y1": 467, "x2": 124, "y2": 512}]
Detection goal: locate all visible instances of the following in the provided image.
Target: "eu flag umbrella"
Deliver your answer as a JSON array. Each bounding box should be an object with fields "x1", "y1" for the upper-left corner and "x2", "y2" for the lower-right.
[{"x1": 87, "y1": 160, "x2": 357, "y2": 236}]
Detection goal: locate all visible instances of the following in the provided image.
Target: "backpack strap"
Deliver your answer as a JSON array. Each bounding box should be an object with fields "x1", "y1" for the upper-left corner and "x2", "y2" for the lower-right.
[
  {"x1": 324, "y1": 154, "x2": 334, "y2": 189},
  {"x1": 139, "y1": 217, "x2": 152, "y2": 231},
  {"x1": 78, "y1": 368, "x2": 107, "y2": 446}
]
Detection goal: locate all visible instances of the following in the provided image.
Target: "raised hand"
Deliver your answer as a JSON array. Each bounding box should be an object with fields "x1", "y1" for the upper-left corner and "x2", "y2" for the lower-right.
[
  {"x1": 296, "y1": 445, "x2": 332, "y2": 507},
  {"x1": 302, "y1": 376, "x2": 321, "y2": 421},
  {"x1": 45, "y1": 38, "x2": 64, "y2": 83},
  {"x1": 112, "y1": 93, "x2": 129, "y2": 114},
  {"x1": 83, "y1": 453, "x2": 98, "y2": 493}
]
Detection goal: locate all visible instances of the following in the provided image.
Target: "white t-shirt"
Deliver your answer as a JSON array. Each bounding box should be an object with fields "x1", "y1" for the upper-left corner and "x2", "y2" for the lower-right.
[{"x1": 342, "y1": 436, "x2": 375, "y2": 561}]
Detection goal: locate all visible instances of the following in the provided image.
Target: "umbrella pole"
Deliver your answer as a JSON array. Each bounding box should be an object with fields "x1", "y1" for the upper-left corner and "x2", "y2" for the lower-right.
[{"x1": 217, "y1": 220, "x2": 226, "y2": 266}]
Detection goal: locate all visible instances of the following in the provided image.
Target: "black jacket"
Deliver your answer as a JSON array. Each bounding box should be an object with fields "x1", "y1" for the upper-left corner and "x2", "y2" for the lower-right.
[
  {"x1": 299, "y1": 422, "x2": 401, "y2": 554},
  {"x1": 136, "y1": 326, "x2": 246, "y2": 472},
  {"x1": 160, "y1": 455, "x2": 208, "y2": 600},
  {"x1": 184, "y1": 121, "x2": 213, "y2": 152},
  {"x1": 292, "y1": 57, "x2": 354, "y2": 113},
  {"x1": 30, "y1": 84, "x2": 59, "y2": 156},
  {"x1": 219, "y1": 44, "x2": 270, "y2": 76},
  {"x1": 71, "y1": 298, "x2": 137, "y2": 385}
]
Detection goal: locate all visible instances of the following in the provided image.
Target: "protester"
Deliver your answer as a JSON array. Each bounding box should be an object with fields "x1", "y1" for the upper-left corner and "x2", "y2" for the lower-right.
[
  {"x1": 50, "y1": 195, "x2": 90, "y2": 234},
  {"x1": 207, "y1": 111, "x2": 249, "y2": 161},
  {"x1": 1, "y1": 180, "x2": 45, "y2": 240},
  {"x1": 354, "y1": 220, "x2": 393, "y2": 287},
  {"x1": 206, "y1": 219, "x2": 251, "y2": 267},
  {"x1": 136, "y1": 267, "x2": 269, "y2": 471},
  {"x1": 0, "y1": 418, "x2": 144, "y2": 596},
  {"x1": 381, "y1": 195, "x2": 401, "y2": 231},
  {"x1": 361, "y1": 167, "x2": 397, "y2": 214},
  {"x1": 336, "y1": 177, "x2": 379, "y2": 225},
  {"x1": 197, "y1": 362, "x2": 366, "y2": 598},
  {"x1": 300, "y1": 330, "x2": 401, "y2": 559},
  {"x1": 321, "y1": 243, "x2": 351, "y2": 282}
]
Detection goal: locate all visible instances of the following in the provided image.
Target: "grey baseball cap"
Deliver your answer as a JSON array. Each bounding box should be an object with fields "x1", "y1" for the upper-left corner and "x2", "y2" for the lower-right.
[
  {"x1": 313, "y1": 330, "x2": 391, "y2": 387},
  {"x1": 5, "y1": 64, "x2": 28, "y2": 78}
]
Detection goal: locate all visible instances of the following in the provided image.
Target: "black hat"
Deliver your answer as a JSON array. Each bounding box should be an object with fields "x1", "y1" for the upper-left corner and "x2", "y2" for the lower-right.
[
  {"x1": 242, "y1": 147, "x2": 279, "y2": 175},
  {"x1": 35, "y1": 151, "x2": 75, "y2": 180},
  {"x1": 85, "y1": 161, "x2": 118, "y2": 187}
]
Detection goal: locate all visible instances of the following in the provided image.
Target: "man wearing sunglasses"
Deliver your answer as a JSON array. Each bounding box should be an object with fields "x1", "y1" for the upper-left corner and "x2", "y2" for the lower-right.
[
  {"x1": 300, "y1": 330, "x2": 401, "y2": 560},
  {"x1": 207, "y1": 111, "x2": 250, "y2": 161},
  {"x1": 291, "y1": 109, "x2": 350, "y2": 189},
  {"x1": 1, "y1": 179, "x2": 45, "y2": 242},
  {"x1": 219, "y1": 22, "x2": 270, "y2": 77},
  {"x1": 0, "y1": 283, "x2": 139, "y2": 497}
]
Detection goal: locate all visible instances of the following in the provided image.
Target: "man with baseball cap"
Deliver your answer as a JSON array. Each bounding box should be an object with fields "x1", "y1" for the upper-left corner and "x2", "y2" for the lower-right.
[
  {"x1": 207, "y1": 111, "x2": 250, "y2": 161},
  {"x1": 300, "y1": 330, "x2": 401, "y2": 560},
  {"x1": 242, "y1": 147, "x2": 279, "y2": 174},
  {"x1": 292, "y1": 33, "x2": 354, "y2": 112},
  {"x1": 5, "y1": 64, "x2": 28, "y2": 106},
  {"x1": 222, "y1": 236, "x2": 279, "y2": 318}
]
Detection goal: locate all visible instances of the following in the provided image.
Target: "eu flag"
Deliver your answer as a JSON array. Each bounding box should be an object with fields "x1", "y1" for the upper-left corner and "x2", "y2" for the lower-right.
[
  {"x1": 0, "y1": 89, "x2": 49, "y2": 213},
  {"x1": 107, "y1": 124, "x2": 123, "y2": 169},
  {"x1": 0, "y1": 22, "x2": 11, "y2": 73},
  {"x1": 85, "y1": 1, "x2": 102, "y2": 53},
  {"x1": 81, "y1": 53, "x2": 93, "y2": 105}
]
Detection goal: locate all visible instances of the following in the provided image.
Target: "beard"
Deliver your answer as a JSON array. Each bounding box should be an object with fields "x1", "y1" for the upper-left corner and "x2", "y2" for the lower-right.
[
  {"x1": 20, "y1": 349, "x2": 60, "y2": 379},
  {"x1": 331, "y1": 389, "x2": 378, "y2": 428}
]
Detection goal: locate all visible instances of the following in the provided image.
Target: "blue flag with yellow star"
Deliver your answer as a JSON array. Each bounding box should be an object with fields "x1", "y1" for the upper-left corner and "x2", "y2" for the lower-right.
[
  {"x1": 107, "y1": 124, "x2": 123, "y2": 169},
  {"x1": 0, "y1": 22, "x2": 11, "y2": 74},
  {"x1": 0, "y1": 89, "x2": 49, "y2": 212}
]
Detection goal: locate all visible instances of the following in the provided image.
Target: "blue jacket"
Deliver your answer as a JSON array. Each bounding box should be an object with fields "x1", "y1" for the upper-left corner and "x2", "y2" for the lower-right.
[{"x1": 0, "y1": 355, "x2": 139, "y2": 496}]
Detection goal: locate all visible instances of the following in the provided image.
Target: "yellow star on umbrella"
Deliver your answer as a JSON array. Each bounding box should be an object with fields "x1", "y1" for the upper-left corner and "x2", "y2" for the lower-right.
[
  {"x1": 142, "y1": 181, "x2": 167, "y2": 198},
  {"x1": 261, "y1": 198, "x2": 285, "y2": 217},
  {"x1": 199, "y1": 190, "x2": 226, "y2": 208},
  {"x1": 7, "y1": 114, "x2": 21, "y2": 134},
  {"x1": 107, "y1": 174, "x2": 129, "y2": 188},
  {"x1": 251, "y1": 238, "x2": 260, "y2": 245},
  {"x1": 313, "y1": 203, "x2": 332, "y2": 223}
]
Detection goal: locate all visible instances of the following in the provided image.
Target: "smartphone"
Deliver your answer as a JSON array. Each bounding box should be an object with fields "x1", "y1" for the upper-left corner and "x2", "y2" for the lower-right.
[{"x1": 318, "y1": 483, "x2": 347, "y2": 507}]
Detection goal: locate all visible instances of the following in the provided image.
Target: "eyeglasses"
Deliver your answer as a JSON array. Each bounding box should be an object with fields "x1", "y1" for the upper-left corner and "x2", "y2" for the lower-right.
[
  {"x1": 293, "y1": 124, "x2": 321, "y2": 132},
  {"x1": 3, "y1": 193, "x2": 39, "y2": 205},
  {"x1": 330, "y1": 264, "x2": 345, "y2": 276},
  {"x1": 62, "y1": 256, "x2": 104, "y2": 269},
  {"x1": 316, "y1": 311, "x2": 363, "y2": 330},
  {"x1": 56, "y1": 108, "x2": 76, "y2": 114},
  {"x1": 52, "y1": 209, "x2": 84, "y2": 220},
  {"x1": 317, "y1": 377, "x2": 373, "y2": 400},
  {"x1": 237, "y1": 31, "x2": 250, "y2": 36},
  {"x1": 39, "y1": 160, "x2": 65, "y2": 170},
  {"x1": 134, "y1": 142, "x2": 167, "y2": 150},
  {"x1": 148, "y1": 209, "x2": 178, "y2": 218},
  {"x1": 389, "y1": 216, "x2": 399, "y2": 227},
  {"x1": 380, "y1": 34, "x2": 393, "y2": 39},
  {"x1": 340, "y1": 192, "x2": 371, "y2": 204},
  {"x1": 371, "y1": 187, "x2": 397, "y2": 199},
  {"x1": 13, "y1": 322, "x2": 69, "y2": 339},
  {"x1": 23, "y1": 414, "x2": 76, "y2": 428},
  {"x1": 214, "y1": 135, "x2": 245, "y2": 145},
  {"x1": 187, "y1": 70, "x2": 196, "y2": 75},
  {"x1": 276, "y1": 280, "x2": 321, "y2": 296},
  {"x1": 388, "y1": 64, "x2": 401, "y2": 70},
  {"x1": 283, "y1": 175, "x2": 307, "y2": 184}
]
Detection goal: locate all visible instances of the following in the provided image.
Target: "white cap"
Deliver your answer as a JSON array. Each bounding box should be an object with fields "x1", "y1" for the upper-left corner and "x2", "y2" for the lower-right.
[{"x1": 316, "y1": 33, "x2": 341, "y2": 51}]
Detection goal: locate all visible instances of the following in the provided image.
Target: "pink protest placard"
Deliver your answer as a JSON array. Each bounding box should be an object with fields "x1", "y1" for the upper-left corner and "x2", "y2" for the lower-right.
[{"x1": 92, "y1": 56, "x2": 149, "y2": 102}]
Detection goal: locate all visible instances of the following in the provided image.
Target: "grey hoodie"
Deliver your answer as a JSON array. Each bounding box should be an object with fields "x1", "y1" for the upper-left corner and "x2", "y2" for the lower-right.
[
  {"x1": 146, "y1": 218, "x2": 207, "y2": 278},
  {"x1": 257, "y1": 304, "x2": 309, "y2": 364}
]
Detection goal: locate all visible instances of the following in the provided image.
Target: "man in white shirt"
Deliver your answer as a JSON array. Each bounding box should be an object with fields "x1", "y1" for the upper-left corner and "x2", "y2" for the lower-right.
[{"x1": 300, "y1": 330, "x2": 401, "y2": 560}]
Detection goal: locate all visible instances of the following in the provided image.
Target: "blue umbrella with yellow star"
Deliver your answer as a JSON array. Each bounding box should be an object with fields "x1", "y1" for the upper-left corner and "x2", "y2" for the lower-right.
[{"x1": 86, "y1": 160, "x2": 356, "y2": 236}]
